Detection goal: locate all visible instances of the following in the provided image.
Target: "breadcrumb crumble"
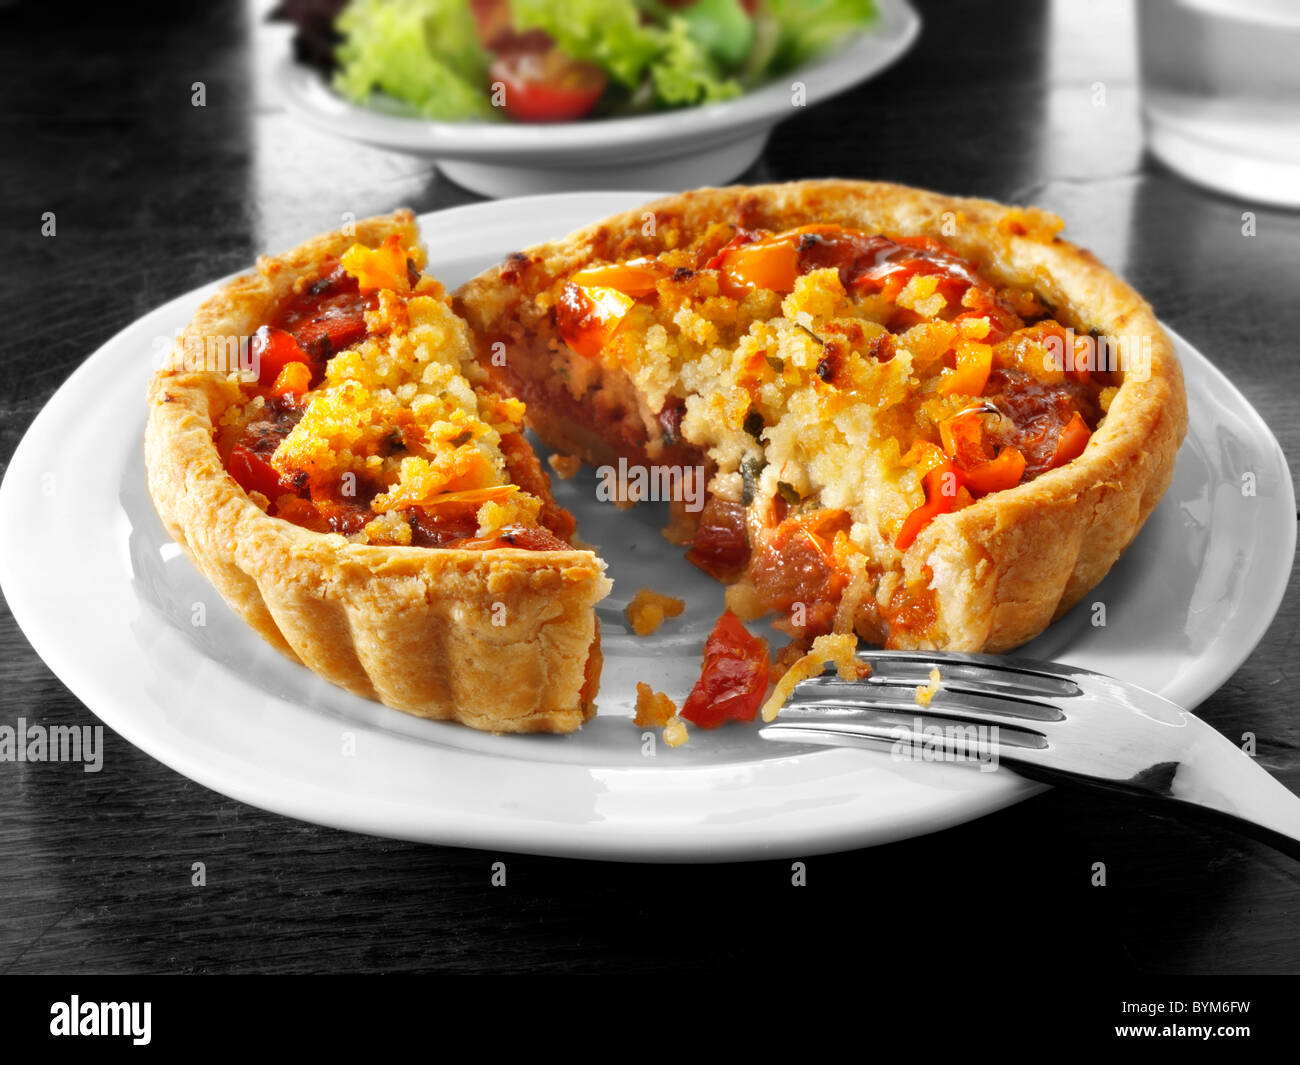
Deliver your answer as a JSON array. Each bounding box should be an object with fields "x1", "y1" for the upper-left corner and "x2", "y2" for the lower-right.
[
  {"x1": 761, "y1": 633, "x2": 866, "y2": 722},
  {"x1": 547, "y1": 452, "x2": 582, "y2": 480},
  {"x1": 914, "y1": 667, "x2": 943, "y2": 707},
  {"x1": 634, "y1": 682, "x2": 689, "y2": 747},
  {"x1": 624, "y1": 588, "x2": 686, "y2": 636}
]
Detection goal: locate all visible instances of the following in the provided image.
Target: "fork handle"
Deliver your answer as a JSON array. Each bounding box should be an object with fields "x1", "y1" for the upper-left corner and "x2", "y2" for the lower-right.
[
  {"x1": 1004, "y1": 759, "x2": 1300, "y2": 861},
  {"x1": 762, "y1": 716, "x2": 1300, "y2": 862}
]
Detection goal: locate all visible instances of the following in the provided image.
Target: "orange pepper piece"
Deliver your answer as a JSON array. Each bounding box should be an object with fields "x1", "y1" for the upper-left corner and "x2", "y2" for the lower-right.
[
  {"x1": 938, "y1": 340, "x2": 993, "y2": 396},
  {"x1": 939, "y1": 409, "x2": 992, "y2": 467},
  {"x1": 340, "y1": 233, "x2": 411, "y2": 293},
  {"x1": 570, "y1": 258, "x2": 666, "y2": 297},
  {"x1": 271, "y1": 360, "x2": 312, "y2": 398},
  {"x1": 421, "y1": 485, "x2": 519, "y2": 506},
  {"x1": 1068, "y1": 334, "x2": 1093, "y2": 383},
  {"x1": 555, "y1": 283, "x2": 637, "y2": 357},
  {"x1": 900, "y1": 439, "x2": 949, "y2": 475},
  {"x1": 962, "y1": 447, "x2": 1027, "y2": 495},
  {"x1": 895, "y1": 460, "x2": 962, "y2": 551},
  {"x1": 717, "y1": 236, "x2": 801, "y2": 299},
  {"x1": 1049, "y1": 412, "x2": 1091, "y2": 468}
]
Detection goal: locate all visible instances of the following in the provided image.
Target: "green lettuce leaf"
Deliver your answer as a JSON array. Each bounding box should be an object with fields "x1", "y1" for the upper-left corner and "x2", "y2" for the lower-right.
[
  {"x1": 650, "y1": 16, "x2": 742, "y2": 106},
  {"x1": 332, "y1": 0, "x2": 496, "y2": 121},
  {"x1": 639, "y1": 0, "x2": 754, "y2": 70},
  {"x1": 763, "y1": 0, "x2": 877, "y2": 74},
  {"x1": 511, "y1": 0, "x2": 663, "y2": 87}
]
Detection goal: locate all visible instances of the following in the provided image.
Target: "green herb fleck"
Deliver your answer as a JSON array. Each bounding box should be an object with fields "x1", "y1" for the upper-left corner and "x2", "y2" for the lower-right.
[
  {"x1": 796, "y1": 322, "x2": 825, "y2": 346},
  {"x1": 741, "y1": 455, "x2": 766, "y2": 506}
]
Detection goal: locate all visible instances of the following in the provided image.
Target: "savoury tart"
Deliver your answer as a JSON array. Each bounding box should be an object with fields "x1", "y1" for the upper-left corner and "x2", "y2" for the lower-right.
[
  {"x1": 145, "y1": 210, "x2": 610, "y2": 733},
  {"x1": 454, "y1": 180, "x2": 1187, "y2": 654}
]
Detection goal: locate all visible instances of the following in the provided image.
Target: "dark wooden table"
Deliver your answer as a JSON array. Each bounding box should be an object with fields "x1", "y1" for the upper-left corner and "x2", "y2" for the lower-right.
[{"x1": 2, "y1": 0, "x2": 1297, "y2": 978}]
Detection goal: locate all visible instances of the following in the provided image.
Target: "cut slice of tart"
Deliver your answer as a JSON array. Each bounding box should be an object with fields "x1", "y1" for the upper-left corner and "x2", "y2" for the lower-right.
[
  {"x1": 454, "y1": 180, "x2": 1187, "y2": 654},
  {"x1": 145, "y1": 211, "x2": 610, "y2": 733}
]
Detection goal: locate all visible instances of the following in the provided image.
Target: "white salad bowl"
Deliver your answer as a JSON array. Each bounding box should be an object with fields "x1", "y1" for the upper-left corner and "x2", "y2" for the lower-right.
[{"x1": 274, "y1": 0, "x2": 921, "y2": 197}]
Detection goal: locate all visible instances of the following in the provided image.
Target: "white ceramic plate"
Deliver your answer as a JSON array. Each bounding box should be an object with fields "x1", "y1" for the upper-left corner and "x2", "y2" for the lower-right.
[
  {"x1": 0, "y1": 192, "x2": 1293, "y2": 862},
  {"x1": 273, "y1": 0, "x2": 921, "y2": 197}
]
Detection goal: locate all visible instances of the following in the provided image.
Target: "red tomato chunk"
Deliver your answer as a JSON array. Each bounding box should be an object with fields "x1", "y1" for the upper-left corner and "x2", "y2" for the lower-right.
[{"x1": 680, "y1": 610, "x2": 771, "y2": 728}]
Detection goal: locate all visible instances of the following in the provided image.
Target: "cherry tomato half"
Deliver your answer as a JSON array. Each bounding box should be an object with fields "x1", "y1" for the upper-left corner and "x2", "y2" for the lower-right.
[{"x1": 489, "y1": 49, "x2": 608, "y2": 123}]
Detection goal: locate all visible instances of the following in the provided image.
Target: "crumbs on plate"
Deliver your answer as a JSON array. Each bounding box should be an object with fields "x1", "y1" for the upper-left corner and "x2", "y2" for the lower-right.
[
  {"x1": 624, "y1": 588, "x2": 686, "y2": 636},
  {"x1": 634, "y1": 682, "x2": 688, "y2": 748},
  {"x1": 547, "y1": 452, "x2": 582, "y2": 480}
]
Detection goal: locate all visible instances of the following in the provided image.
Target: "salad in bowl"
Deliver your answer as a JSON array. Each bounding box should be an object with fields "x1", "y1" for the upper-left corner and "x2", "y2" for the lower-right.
[{"x1": 271, "y1": 0, "x2": 920, "y2": 193}]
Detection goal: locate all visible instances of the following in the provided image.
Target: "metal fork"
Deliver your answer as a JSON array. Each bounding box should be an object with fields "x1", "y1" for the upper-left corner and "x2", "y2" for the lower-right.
[{"x1": 760, "y1": 650, "x2": 1300, "y2": 859}]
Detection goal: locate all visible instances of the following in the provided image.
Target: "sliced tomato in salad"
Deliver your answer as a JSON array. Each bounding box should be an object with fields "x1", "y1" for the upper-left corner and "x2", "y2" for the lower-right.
[
  {"x1": 489, "y1": 49, "x2": 609, "y2": 123},
  {"x1": 470, "y1": 0, "x2": 552, "y2": 53}
]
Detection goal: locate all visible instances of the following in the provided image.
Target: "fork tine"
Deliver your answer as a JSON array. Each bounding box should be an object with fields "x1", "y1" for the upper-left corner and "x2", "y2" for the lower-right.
[
  {"x1": 767, "y1": 651, "x2": 1084, "y2": 769},
  {"x1": 789, "y1": 675, "x2": 1067, "y2": 723},
  {"x1": 854, "y1": 650, "x2": 1085, "y2": 697},
  {"x1": 762, "y1": 708, "x2": 1050, "y2": 753}
]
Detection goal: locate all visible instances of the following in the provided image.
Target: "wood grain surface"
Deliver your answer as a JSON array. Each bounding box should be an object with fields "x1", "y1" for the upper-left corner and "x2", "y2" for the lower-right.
[{"x1": 1, "y1": 0, "x2": 1297, "y2": 976}]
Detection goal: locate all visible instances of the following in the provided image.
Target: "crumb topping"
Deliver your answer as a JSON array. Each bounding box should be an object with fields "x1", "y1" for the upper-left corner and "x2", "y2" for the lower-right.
[{"x1": 624, "y1": 588, "x2": 686, "y2": 636}]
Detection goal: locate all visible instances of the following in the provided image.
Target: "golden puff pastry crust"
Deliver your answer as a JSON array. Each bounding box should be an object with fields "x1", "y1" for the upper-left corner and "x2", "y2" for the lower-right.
[
  {"x1": 454, "y1": 181, "x2": 1187, "y2": 654},
  {"x1": 145, "y1": 211, "x2": 610, "y2": 733}
]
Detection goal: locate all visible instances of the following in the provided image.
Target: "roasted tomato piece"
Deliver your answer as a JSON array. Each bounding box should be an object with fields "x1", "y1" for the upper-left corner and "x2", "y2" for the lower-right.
[
  {"x1": 851, "y1": 234, "x2": 983, "y2": 294},
  {"x1": 706, "y1": 225, "x2": 992, "y2": 311},
  {"x1": 750, "y1": 510, "x2": 851, "y2": 614},
  {"x1": 984, "y1": 368, "x2": 1098, "y2": 478},
  {"x1": 407, "y1": 507, "x2": 484, "y2": 548},
  {"x1": 228, "y1": 444, "x2": 289, "y2": 499},
  {"x1": 884, "y1": 577, "x2": 939, "y2": 646},
  {"x1": 290, "y1": 305, "x2": 368, "y2": 360},
  {"x1": 489, "y1": 49, "x2": 608, "y2": 123},
  {"x1": 234, "y1": 399, "x2": 304, "y2": 459},
  {"x1": 272, "y1": 265, "x2": 370, "y2": 360},
  {"x1": 1048, "y1": 411, "x2": 1092, "y2": 469},
  {"x1": 311, "y1": 497, "x2": 372, "y2": 536},
  {"x1": 252, "y1": 325, "x2": 312, "y2": 388},
  {"x1": 686, "y1": 498, "x2": 750, "y2": 579},
  {"x1": 680, "y1": 610, "x2": 771, "y2": 728}
]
